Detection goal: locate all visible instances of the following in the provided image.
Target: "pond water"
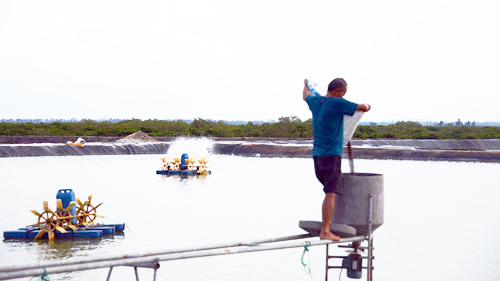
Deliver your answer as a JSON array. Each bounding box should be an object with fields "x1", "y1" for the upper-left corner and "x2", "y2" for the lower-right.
[{"x1": 1, "y1": 140, "x2": 499, "y2": 281}]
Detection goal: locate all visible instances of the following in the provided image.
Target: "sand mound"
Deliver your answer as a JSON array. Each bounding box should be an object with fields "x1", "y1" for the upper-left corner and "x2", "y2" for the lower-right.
[{"x1": 117, "y1": 131, "x2": 157, "y2": 143}]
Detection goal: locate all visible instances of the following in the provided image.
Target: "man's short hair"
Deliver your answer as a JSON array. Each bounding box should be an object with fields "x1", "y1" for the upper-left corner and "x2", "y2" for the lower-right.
[{"x1": 328, "y1": 78, "x2": 347, "y2": 92}]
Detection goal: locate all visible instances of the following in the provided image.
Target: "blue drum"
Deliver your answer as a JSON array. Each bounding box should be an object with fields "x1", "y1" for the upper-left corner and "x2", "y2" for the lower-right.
[
  {"x1": 57, "y1": 189, "x2": 76, "y2": 223},
  {"x1": 180, "y1": 153, "x2": 189, "y2": 170}
]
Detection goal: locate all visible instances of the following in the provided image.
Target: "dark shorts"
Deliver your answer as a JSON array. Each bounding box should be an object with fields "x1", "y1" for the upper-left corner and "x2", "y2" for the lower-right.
[{"x1": 313, "y1": 155, "x2": 342, "y2": 194}]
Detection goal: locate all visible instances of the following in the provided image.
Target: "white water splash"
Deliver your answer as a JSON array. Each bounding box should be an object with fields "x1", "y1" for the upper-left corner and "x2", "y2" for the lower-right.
[{"x1": 165, "y1": 137, "x2": 214, "y2": 159}]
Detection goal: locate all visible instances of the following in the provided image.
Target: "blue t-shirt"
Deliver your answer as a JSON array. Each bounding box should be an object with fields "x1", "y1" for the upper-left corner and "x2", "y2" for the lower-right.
[{"x1": 306, "y1": 95, "x2": 358, "y2": 156}]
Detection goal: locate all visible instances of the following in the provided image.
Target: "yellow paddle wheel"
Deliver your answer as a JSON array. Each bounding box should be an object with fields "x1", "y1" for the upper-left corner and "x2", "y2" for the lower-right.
[
  {"x1": 30, "y1": 201, "x2": 68, "y2": 240},
  {"x1": 76, "y1": 195, "x2": 104, "y2": 226},
  {"x1": 55, "y1": 199, "x2": 78, "y2": 231},
  {"x1": 197, "y1": 158, "x2": 210, "y2": 175},
  {"x1": 29, "y1": 195, "x2": 104, "y2": 241}
]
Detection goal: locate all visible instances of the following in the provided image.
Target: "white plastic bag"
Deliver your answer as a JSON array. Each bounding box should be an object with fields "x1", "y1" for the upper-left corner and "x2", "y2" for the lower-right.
[
  {"x1": 307, "y1": 77, "x2": 327, "y2": 96},
  {"x1": 343, "y1": 111, "x2": 363, "y2": 145}
]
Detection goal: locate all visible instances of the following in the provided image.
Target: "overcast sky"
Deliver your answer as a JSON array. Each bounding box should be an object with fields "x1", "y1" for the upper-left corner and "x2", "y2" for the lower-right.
[{"x1": 1, "y1": 0, "x2": 499, "y2": 123}]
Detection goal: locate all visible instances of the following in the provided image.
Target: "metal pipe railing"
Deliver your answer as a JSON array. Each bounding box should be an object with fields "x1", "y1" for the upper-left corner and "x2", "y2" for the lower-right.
[
  {"x1": 0, "y1": 234, "x2": 365, "y2": 280},
  {"x1": 0, "y1": 233, "x2": 312, "y2": 273}
]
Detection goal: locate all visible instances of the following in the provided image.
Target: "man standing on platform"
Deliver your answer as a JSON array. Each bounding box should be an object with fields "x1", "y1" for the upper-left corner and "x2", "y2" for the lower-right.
[{"x1": 303, "y1": 78, "x2": 371, "y2": 240}]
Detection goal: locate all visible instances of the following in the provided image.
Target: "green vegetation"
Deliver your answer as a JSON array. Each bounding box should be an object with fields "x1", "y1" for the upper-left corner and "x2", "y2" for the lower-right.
[
  {"x1": 1, "y1": 118, "x2": 500, "y2": 139},
  {"x1": 354, "y1": 121, "x2": 500, "y2": 139}
]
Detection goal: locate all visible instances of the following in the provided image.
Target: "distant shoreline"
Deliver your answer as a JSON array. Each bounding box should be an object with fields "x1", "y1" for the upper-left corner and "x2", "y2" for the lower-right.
[
  {"x1": 1, "y1": 135, "x2": 499, "y2": 162},
  {"x1": 0, "y1": 135, "x2": 304, "y2": 144}
]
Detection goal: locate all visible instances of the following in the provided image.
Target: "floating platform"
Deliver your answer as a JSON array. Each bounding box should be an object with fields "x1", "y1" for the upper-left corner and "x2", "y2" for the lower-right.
[
  {"x1": 156, "y1": 170, "x2": 211, "y2": 175},
  {"x1": 3, "y1": 224, "x2": 125, "y2": 240},
  {"x1": 157, "y1": 153, "x2": 211, "y2": 176}
]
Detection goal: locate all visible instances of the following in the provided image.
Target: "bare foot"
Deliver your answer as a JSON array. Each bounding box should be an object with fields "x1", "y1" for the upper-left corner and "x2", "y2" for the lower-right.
[{"x1": 320, "y1": 230, "x2": 341, "y2": 241}]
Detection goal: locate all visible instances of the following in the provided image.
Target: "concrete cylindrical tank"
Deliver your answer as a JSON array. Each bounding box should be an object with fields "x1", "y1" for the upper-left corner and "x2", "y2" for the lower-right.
[{"x1": 333, "y1": 173, "x2": 384, "y2": 235}]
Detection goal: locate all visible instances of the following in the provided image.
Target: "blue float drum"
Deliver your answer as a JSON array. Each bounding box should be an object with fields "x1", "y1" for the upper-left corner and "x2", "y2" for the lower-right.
[{"x1": 56, "y1": 189, "x2": 76, "y2": 223}]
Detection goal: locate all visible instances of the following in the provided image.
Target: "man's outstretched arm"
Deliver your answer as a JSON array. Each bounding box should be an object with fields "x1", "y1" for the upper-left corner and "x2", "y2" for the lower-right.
[{"x1": 357, "y1": 104, "x2": 371, "y2": 112}]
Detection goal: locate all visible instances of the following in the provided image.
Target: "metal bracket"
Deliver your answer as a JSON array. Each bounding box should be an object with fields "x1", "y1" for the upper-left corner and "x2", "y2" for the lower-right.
[
  {"x1": 325, "y1": 194, "x2": 375, "y2": 281},
  {"x1": 106, "y1": 258, "x2": 160, "y2": 281}
]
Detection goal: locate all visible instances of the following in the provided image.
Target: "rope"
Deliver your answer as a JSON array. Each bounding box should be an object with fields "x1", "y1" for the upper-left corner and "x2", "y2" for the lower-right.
[
  {"x1": 29, "y1": 267, "x2": 50, "y2": 281},
  {"x1": 301, "y1": 241, "x2": 313, "y2": 281}
]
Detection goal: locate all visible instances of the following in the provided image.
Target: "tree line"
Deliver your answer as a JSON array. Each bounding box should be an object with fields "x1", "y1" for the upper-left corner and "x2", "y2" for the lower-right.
[{"x1": 1, "y1": 118, "x2": 500, "y2": 139}]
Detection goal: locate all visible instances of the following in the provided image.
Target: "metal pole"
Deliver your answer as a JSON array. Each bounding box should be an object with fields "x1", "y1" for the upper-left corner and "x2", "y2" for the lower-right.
[
  {"x1": 325, "y1": 244, "x2": 329, "y2": 281},
  {"x1": 152, "y1": 236, "x2": 365, "y2": 262},
  {"x1": 134, "y1": 267, "x2": 139, "y2": 281},
  {"x1": 0, "y1": 258, "x2": 161, "y2": 281},
  {"x1": 0, "y1": 236, "x2": 365, "y2": 281},
  {"x1": 367, "y1": 194, "x2": 373, "y2": 281},
  {"x1": 106, "y1": 267, "x2": 113, "y2": 281},
  {"x1": 347, "y1": 141, "x2": 355, "y2": 174},
  {"x1": 0, "y1": 233, "x2": 313, "y2": 273}
]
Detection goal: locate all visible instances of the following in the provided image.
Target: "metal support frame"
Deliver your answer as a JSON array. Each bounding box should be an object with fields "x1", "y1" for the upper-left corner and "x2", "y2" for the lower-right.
[
  {"x1": 367, "y1": 194, "x2": 374, "y2": 281},
  {"x1": 0, "y1": 234, "x2": 366, "y2": 281},
  {"x1": 106, "y1": 259, "x2": 159, "y2": 281},
  {"x1": 325, "y1": 194, "x2": 375, "y2": 281}
]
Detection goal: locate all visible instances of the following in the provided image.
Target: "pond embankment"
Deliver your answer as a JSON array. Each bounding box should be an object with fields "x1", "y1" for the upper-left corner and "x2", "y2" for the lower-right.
[{"x1": 0, "y1": 136, "x2": 499, "y2": 162}]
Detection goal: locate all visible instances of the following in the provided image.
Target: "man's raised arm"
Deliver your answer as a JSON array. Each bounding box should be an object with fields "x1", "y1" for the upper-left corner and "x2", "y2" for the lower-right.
[{"x1": 303, "y1": 79, "x2": 312, "y2": 101}]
